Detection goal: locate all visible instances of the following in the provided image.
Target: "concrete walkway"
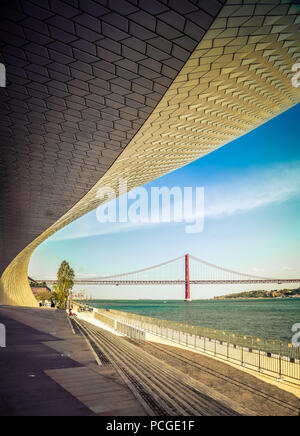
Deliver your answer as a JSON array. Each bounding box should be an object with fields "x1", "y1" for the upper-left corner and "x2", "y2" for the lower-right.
[{"x1": 0, "y1": 307, "x2": 146, "y2": 416}]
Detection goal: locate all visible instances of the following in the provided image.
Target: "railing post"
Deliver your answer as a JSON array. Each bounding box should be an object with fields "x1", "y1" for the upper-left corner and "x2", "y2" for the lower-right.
[
  {"x1": 227, "y1": 336, "x2": 229, "y2": 360},
  {"x1": 278, "y1": 343, "x2": 282, "y2": 380}
]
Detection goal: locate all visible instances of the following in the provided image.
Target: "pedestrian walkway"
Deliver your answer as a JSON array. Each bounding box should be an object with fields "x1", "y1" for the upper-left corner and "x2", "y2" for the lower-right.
[{"x1": 0, "y1": 307, "x2": 146, "y2": 416}]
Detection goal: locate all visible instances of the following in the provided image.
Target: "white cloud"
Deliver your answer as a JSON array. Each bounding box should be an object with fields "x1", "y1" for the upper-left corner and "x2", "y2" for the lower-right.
[
  {"x1": 51, "y1": 218, "x2": 164, "y2": 241},
  {"x1": 51, "y1": 161, "x2": 300, "y2": 241},
  {"x1": 252, "y1": 267, "x2": 265, "y2": 274},
  {"x1": 204, "y1": 161, "x2": 300, "y2": 219}
]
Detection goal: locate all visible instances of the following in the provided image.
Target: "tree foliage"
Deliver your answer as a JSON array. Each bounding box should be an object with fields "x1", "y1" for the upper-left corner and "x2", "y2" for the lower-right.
[
  {"x1": 35, "y1": 288, "x2": 52, "y2": 304},
  {"x1": 214, "y1": 287, "x2": 300, "y2": 300},
  {"x1": 52, "y1": 261, "x2": 75, "y2": 309},
  {"x1": 30, "y1": 280, "x2": 47, "y2": 288}
]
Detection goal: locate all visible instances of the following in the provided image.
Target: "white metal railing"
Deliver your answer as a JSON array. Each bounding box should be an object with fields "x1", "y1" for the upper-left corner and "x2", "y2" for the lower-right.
[{"x1": 94, "y1": 308, "x2": 300, "y2": 385}]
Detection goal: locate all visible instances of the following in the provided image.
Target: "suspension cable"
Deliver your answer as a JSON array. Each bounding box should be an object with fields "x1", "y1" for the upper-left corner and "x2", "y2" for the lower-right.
[
  {"x1": 90, "y1": 255, "x2": 184, "y2": 280},
  {"x1": 189, "y1": 255, "x2": 275, "y2": 280}
]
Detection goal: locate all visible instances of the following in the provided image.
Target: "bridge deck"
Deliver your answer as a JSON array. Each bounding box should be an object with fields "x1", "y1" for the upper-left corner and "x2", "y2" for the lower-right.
[{"x1": 45, "y1": 279, "x2": 300, "y2": 286}]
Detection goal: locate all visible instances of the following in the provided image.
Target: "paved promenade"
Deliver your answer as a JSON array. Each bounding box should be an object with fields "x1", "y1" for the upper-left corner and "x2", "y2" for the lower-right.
[
  {"x1": 76, "y1": 311, "x2": 300, "y2": 416},
  {"x1": 0, "y1": 307, "x2": 146, "y2": 416}
]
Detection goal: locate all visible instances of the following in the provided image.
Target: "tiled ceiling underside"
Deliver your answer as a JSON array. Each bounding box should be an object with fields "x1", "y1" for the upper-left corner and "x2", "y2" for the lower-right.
[
  {"x1": 38, "y1": 0, "x2": 299, "y2": 231},
  {"x1": 0, "y1": 0, "x2": 226, "y2": 273},
  {"x1": 1, "y1": 0, "x2": 300, "y2": 307}
]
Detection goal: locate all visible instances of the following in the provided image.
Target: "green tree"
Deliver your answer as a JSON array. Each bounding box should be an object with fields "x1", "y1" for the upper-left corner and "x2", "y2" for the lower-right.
[
  {"x1": 52, "y1": 261, "x2": 75, "y2": 309},
  {"x1": 36, "y1": 288, "x2": 52, "y2": 305}
]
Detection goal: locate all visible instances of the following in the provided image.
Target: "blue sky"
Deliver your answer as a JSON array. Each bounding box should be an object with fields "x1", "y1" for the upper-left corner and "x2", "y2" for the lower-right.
[{"x1": 29, "y1": 103, "x2": 300, "y2": 299}]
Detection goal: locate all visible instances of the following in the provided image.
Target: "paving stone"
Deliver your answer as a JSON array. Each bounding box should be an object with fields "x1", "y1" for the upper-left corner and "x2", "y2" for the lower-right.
[{"x1": 0, "y1": 307, "x2": 146, "y2": 415}]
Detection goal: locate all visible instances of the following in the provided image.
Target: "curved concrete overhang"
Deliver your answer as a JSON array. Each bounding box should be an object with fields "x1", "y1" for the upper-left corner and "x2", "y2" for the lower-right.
[{"x1": 0, "y1": 1, "x2": 300, "y2": 306}]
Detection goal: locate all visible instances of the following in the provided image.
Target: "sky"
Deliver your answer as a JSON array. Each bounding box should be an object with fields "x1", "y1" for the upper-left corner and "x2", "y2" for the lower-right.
[{"x1": 29, "y1": 103, "x2": 300, "y2": 299}]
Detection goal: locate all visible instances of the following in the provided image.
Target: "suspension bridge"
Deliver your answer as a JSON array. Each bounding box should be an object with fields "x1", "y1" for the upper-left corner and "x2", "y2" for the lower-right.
[{"x1": 44, "y1": 255, "x2": 300, "y2": 302}]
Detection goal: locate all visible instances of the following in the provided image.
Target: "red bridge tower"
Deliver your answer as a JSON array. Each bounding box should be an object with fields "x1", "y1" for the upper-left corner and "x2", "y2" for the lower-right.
[{"x1": 185, "y1": 254, "x2": 192, "y2": 302}]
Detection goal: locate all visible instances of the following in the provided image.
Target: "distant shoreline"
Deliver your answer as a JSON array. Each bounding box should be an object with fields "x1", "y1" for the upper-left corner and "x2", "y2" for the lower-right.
[
  {"x1": 214, "y1": 287, "x2": 300, "y2": 300},
  {"x1": 215, "y1": 297, "x2": 300, "y2": 300}
]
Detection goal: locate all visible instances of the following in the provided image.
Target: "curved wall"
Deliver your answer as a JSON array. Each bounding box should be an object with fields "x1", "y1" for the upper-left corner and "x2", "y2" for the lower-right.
[{"x1": 1, "y1": 0, "x2": 300, "y2": 306}]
